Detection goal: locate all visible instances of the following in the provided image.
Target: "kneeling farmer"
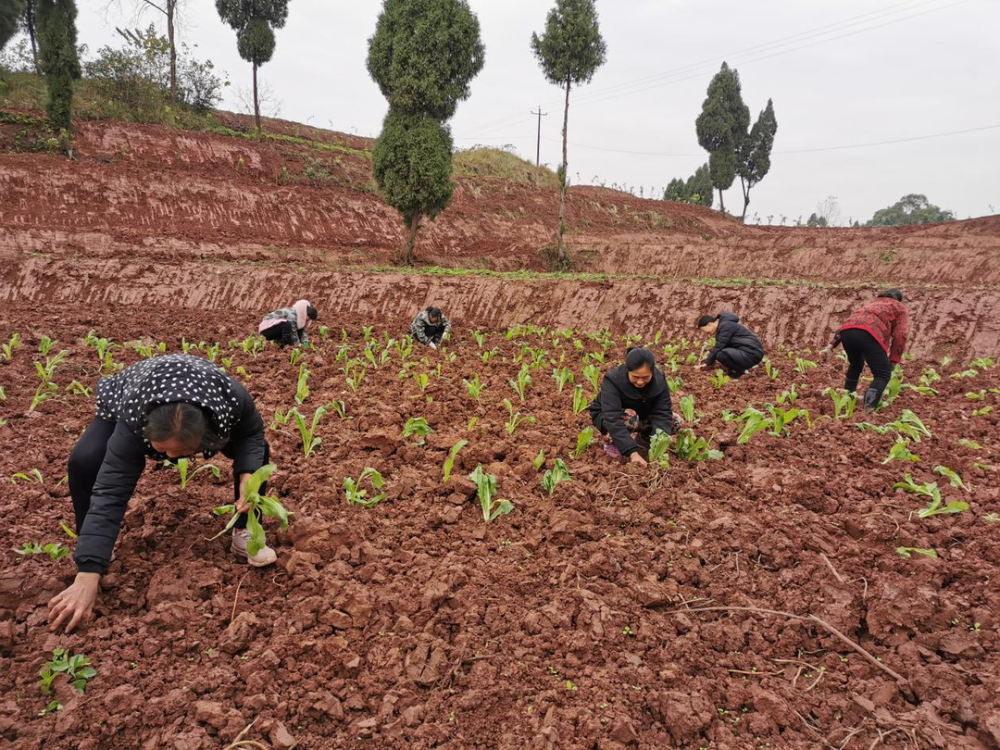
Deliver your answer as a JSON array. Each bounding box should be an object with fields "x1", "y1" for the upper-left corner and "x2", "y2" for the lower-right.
[
  {"x1": 588, "y1": 348, "x2": 674, "y2": 467},
  {"x1": 695, "y1": 311, "x2": 765, "y2": 379},
  {"x1": 48, "y1": 354, "x2": 275, "y2": 634},
  {"x1": 259, "y1": 299, "x2": 317, "y2": 347},
  {"x1": 411, "y1": 306, "x2": 451, "y2": 349}
]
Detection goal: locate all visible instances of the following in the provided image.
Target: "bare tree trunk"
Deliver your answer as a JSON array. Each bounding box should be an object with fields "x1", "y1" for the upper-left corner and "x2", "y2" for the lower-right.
[
  {"x1": 557, "y1": 78, "x2": 570, "y2": 264},
  {"x1": 718, "y1": 188, "x2": 726, "y2": 215},
  {"x1": 253, "y1": 61, "x2": 261, "y2": 138},
  {"x1": 167, "y1": 0, "x2": 177, "y2": 103},
  {"x1": 404, "y1": 213, "x2": 420, "y2": 266},
  {"x1": 25, "y1": 1, "x2": 39, "y2": 74},
  {"x1": 740, "y1": 176, "x2": 750, "y2": 222}
]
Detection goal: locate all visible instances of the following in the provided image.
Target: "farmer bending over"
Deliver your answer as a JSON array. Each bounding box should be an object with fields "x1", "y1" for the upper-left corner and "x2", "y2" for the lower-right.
[
  {"x1": 259, "y1": 299, "x2": 317, "y2": 347},
  {"x1": 48, "y1": 354, "x2": 275, "y2": 634},
  {"x1": 411, "y1": 306, "x2": 451, "y2": 349},
  {"x1": 588, "y1": 347, "x2": 674, "y2": 467},
  {"x1": 827, "y1": 288, "x2": 908, "y2": 412},
  {"x1": 695, "y1": 311, "x2": 764, "y2": 379}
]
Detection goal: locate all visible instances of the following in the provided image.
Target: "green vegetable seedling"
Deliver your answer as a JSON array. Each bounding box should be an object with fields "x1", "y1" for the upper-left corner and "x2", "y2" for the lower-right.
[
  {"x1": 164, "y1": 458, "x2": 220, "y2": 489},
  {"x1": 468, "y1": 465, "x2": 513, "y2": 522},
  {"x1": 442, "y1": 440, "x2": 469, "y2": 483},
  {"x1": 212, "y1": 465, "x2": 289, "y2": 556},
  {"x1": 541, "y1": 459, "x2": 572, "y2": 495},
  {"x1": 344, "y1": 468, "x2": 387, "y2": 508},
  {"x1": 39, "y1": 648, "x2": 96, "y2": 699}
]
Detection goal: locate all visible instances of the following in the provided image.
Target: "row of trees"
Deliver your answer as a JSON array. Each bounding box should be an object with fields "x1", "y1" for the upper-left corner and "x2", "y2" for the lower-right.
[{"x1": 667, "y1": 62, "x2": 778, "y2": 221}]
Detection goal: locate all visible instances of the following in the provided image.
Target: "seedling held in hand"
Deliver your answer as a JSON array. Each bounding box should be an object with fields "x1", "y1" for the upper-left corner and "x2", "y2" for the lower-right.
[{"x1": 212, "y1": 465, "x2": 289, "y2": 555}]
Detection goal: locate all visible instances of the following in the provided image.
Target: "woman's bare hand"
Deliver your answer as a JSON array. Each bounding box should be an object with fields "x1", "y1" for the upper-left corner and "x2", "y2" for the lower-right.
[{"x1": 48, "y1": 573, "x2": 100, "y2": 634}]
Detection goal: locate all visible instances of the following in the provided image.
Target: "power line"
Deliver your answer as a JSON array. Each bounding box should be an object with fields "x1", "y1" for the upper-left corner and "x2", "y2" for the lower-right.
[
  {"x1": 517, "y1": 122, "x2": 1000, "y2": 158},
  {"x1": 458, "y1": 0, "x2": 953, "y2": 138}
]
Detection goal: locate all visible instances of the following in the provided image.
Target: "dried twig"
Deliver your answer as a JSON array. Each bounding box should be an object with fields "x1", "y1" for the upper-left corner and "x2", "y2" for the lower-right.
[
  {"x1": 230, "y1": 570, "x2": 251, "y2": 624},
  {"x1": 820, "y1": 553, "x2": 844, "y2": 583},
  {"x1": 672, "y1": 606, "x2": 908, "y2": 685},
  {"x1": 223, "y1": 719, "x2": 271, "y2": 750}
]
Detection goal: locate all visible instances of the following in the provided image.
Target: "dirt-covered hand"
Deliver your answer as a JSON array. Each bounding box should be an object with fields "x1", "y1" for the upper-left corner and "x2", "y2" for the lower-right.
[
  {"x1": 48, "y1": 573, "x2": 100, "y2": 633},
  {"x1": 629, "y1": 452, "x2": 648, "y2": 466}
]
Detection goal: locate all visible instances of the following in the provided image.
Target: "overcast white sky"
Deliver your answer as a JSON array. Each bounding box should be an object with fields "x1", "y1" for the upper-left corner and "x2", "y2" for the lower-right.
[{"x1": 72, "y1": 0, "x2": 1000, "y2": 225}]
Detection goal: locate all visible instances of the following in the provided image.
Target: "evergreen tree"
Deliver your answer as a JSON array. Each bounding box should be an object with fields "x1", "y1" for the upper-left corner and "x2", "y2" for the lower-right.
[
  {"x1": 531, "y1": 0, "x2": 606, "y2": 266},
  {"x1": 36, "y1": 0, "x2": 80, "y2": 135},
  {"x1": 866, "y1": 194, "x2": 955, "y2": 226},
  {"x1": 663, "y1": 164, "x2": 713, "y2": 208},
  {"x1": 695, "y1": 62, "x2": 749, "y2": 215},
  {"x1": 737, "y1": 99, "x2": 777, "y2": 221},
  {"x1": 367, "y1": 0, "x2": 484, "y2": 265},
  {"x1": 1, "y1": 0, "x2": 26, "y2": 54},
  {"x1": 216, "y1": 0, "x2": 289, "y2": 137}
]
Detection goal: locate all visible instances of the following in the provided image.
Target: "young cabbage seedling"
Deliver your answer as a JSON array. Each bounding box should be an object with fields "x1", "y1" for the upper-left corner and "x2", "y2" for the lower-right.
[
  {"x1": 647, "y1": 431, "x2": 671, "y2": 468},
  {"x1": 881, "y1": 440, "x2": 920, "y2": 465},
  {"x1": 532, "y1": 449, "x2": 546, "y2": 471},
  {"x1": 503, "y1": 399, "x2": 535, "y2": 436},
  {"x1": 934, "y1": 465, "x2": 970, "y2": 492},
  {"x1": 403, "y1": 417, "x2": 433, "y2": 442},
  {"x1": 289, "y1": 406, "x2": 327, "y2": 457},
  {"x1": 896, "y1": 547, "x2": 938, "y2": 559},
  {"x1": 14, "y1": 541, "x2": 70, "y2": 560},
  {"x1": 509, "y1": 364, "x2": 532, "y2": 402},
  {"x1": 680, "y1": 395, "x2": 696, "y2": 425},
  {"x1": 294, "y1": 364, "x2": 310, "y2": 404},
  {"x1": 164, "y1": 458, "x2": 221, "y2": 489},
  {"x1": 541, "y1": 459, "x2": 572, "y2": 495},
  {"x1": 572, "y1": 428, "x2": 595, "y2": 458},
  {"x1": 344, "y1": 468, "x2": 387, "y2": 508},
  {"x1": 463, "y1": 375, "x2": 483, "y2": 401},
  {"x1": 468, "y1": 465, "x2": 513, "y2": 522},
  {"x1": 39, "y1": 648, "x2": 96, "y2": 698},
  {"x1": 823, "y1": 388, "x2": 857, "y2": 420},
  {"x1": 794, "y1": 357, "x2": 817, "y2": 374},
  {"x1": 552, "y1": 366, "x2": 575, "y2": 393},
  {"x1": 572, "y1": 386, "x2": 590, "y2": 415},
  {"x1": 11, "y1": 469, "x2": 44, "y2": 485},
  {"x1": 893, "y1": 474, "x2": 969, "y2": 518},
  {"x1": 442, "y1": 440, "x2": 469, "y2": 483},
  {"x1": 212, "y1": 464, "x2": 289, "y2": 554},
  {"x1": 710, "y1": 370, "x2": 730, "y2": 389}
]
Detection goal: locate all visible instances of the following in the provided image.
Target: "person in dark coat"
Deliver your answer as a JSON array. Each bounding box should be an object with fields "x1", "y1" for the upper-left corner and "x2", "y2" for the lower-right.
[
  {"x1": 259, "y1": 299, "x2": 317, "y2": 347},
  {"x1": 695, "y1": 311, "x2": 765, "y2": 378},
  {"x1": 411, "y1": 307, "x2": 451, "y2": 349},
  {"x1": 588, "y1": 348, "x2": 674, "y2": 466},
  {"x1": 48, "y1": 354, "x2": 274, "y2": 634},
  {"x1": 828, "y1": 288, "x2": 908, "y2": 412}
]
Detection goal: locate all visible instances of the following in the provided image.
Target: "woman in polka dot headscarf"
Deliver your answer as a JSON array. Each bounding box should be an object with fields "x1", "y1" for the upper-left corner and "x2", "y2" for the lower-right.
[{"x1": 48, "y1": 354, "x2": 276, "y2": 634}]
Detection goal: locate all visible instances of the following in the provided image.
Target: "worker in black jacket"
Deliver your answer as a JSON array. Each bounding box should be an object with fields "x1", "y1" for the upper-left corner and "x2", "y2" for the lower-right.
[
  {"x1": 695, "y1": 311, "x2": 765, "y2": 378},
  {"x1": 588, "y1": 348, "x2": 674, "y2": 466},
  {"x1": 48, "y1": 354, "x2": 274, "y2": 634}
]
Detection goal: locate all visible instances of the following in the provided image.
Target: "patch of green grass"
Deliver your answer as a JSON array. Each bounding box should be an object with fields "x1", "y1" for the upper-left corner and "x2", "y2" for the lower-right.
[{"x1": 453, "y1": 146, "x2": 559, "y2": 189}]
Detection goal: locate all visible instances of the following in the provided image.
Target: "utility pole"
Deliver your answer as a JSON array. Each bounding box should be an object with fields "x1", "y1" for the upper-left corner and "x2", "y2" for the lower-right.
[{"x1": 531, "y1": 106, "x2": 548, "y2": 167}]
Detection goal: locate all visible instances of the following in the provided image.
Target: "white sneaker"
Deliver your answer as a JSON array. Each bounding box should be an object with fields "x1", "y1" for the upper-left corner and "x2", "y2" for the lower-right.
[{"x1": 231, "y1": 529, "x2": 277, "y2": 567}]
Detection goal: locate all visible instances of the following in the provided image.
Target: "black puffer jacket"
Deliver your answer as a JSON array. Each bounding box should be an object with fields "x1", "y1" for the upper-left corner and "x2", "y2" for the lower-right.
[
  {"x1": 705, "y1": 312, "x2": 764, "y2": 366},
  {"x1": 588, "y1": 365, "x2": 673, "y2": 457},
  {"x1": 76, "y1": 355, "x2": 266, "y2": 575}
]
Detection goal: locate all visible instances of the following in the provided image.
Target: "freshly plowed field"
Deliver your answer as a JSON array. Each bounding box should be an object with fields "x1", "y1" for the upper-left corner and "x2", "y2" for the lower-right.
[{"x1": 2, "y1": 308, "x2": 999, "y2": 749}]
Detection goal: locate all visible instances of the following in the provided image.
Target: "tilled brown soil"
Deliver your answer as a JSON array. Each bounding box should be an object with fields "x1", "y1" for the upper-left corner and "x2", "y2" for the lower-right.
[{"x1": 1, "y1": 307, "x2": 999, "y2": 749}]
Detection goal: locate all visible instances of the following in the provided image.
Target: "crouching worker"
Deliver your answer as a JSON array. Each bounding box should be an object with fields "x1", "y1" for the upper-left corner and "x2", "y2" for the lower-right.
[
  {"x1": 48, "y1": 354, "x2": 275, "y2": 634},
  {"x1": 695, "y1": 311, "x2": 764, "y2": 378},
  {"x1": 588, "y1": 348, "x2": 674, "y2": 467},
  {"x1": 259, "y1": 299, "x2": 317, "y2": 347},
  {"x1": 411, "y1": 306, "x2": 451, "y2": 349},
  {"x1": 827, "y1": 288, "x2": 908, "y2": 412}
]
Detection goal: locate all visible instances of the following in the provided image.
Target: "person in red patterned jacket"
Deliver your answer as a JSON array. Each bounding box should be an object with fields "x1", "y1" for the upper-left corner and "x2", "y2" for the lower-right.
[{"x1": 827, "y1": 288, "x2": 908, "y2": 412}]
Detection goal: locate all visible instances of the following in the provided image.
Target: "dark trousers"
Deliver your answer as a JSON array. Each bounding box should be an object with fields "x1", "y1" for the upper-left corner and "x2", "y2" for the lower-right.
[
  {"x1": 841, "y1": 328, "x2": 893, "y2": 395},
  {"x1": 261, "y1": 321, "x2": 295, "y2": 346},
  {"x1": 416, "y1": 324, "x2": 445, "y2": 344},
  {"x1": 716, "y1": 348, "x2": 763, "y2": 376},
  {"x1": 68, "y1": 418, "x2": 271, "y2": 533}
]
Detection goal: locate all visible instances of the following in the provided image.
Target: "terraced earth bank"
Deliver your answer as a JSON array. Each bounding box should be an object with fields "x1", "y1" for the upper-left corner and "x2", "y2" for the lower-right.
[
  {"x1": 1, "y1": 309, "x2": 999, "y2": 749},
  {"x1": 1, "y1": 116, "x2": 1000, "y2": 357}
]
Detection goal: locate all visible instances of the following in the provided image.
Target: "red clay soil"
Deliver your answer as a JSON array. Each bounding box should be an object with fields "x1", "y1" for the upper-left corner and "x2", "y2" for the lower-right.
[
  {"x1": 1, "y1": 118, "x2": 999, "y2": 284},
  {"x1": 1, "y1": 307, "x2": 999, "y2": 749}
]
